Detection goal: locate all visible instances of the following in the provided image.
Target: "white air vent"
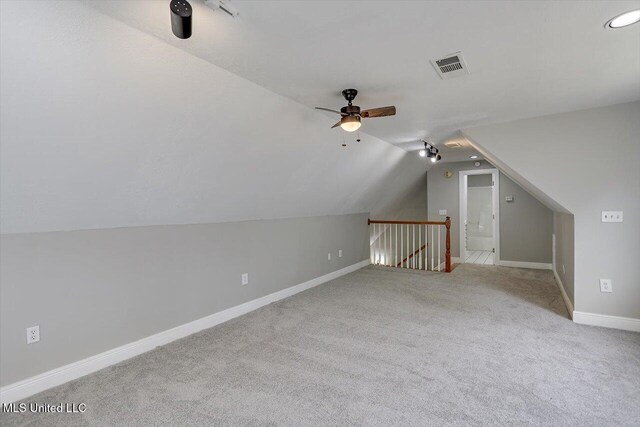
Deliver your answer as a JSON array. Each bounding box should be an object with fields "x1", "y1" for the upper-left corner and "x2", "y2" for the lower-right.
[
  {"x1": 204, "y1": 0, "x2": 239, "y2": 17},
  {"x1": 431, "y1": 52, "x2": 469, "y2": 80},
  {"x1": 444, "y1": 141, "x2": 462, "y2": 148}
]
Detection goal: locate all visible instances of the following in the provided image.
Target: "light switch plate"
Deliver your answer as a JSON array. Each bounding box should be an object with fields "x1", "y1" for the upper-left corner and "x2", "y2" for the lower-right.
[
  {"x1": 601, "y1": 211, "x2": 623, "y2": 223},
  {"x1": 338, "y1": 250, "x2": 343, "y2": 258},
  {"x1": 599, "y1": 279, "x2": 612, "y2": 293},
  {"x1": 439, "y1": 209, "x2": 447, "y2": 215}
]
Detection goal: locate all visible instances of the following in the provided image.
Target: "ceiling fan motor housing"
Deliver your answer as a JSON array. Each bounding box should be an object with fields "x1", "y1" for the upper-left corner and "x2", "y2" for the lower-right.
[
  {"x1": 342, "y1": 89, "x2": 358, "y2": 103},
  {"x1": 341, "y1": 105, "x2": 361, "y2": 115}
]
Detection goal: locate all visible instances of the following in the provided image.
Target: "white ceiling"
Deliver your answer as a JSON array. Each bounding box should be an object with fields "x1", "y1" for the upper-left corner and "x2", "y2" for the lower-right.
[{"x1": 86, "y1": 0, "x2": 640, "y2": 152}]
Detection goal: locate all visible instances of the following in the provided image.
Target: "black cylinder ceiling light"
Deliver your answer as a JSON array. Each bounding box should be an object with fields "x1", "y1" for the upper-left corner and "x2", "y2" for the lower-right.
[{"x1": 170, "y1": 0, "x2": 192, "y2": 39}]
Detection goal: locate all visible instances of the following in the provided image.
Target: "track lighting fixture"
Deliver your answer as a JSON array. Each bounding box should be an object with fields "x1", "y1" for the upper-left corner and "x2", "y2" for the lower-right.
[{"x1": 420, "y1": 140, "x2": 442, "y2": 163}]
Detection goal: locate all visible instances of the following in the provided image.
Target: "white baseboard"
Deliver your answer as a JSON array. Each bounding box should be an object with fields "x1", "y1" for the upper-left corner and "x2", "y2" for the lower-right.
[
  {"x1": 497, "y1": 260, "x2": 552, "y2": 270},
  {"x1": 573, "y1": 311, "x2": 640, "y2": 332},
  {"x1": 0, "y1": 259, "x2": 370, "y2": 404},
  {"x1": 552, "y1": 268, "x2": 574, "y2": 319}
]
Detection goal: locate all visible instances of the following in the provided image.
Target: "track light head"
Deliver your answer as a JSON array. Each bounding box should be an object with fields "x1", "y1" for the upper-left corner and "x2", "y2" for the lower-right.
[{"x1": 420, "y1": 139, "x2": 442, "y2": 162}]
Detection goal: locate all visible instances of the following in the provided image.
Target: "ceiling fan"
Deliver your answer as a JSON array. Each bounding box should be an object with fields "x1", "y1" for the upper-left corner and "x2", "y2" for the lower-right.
[{"x1": 315, "y1": 89, "x2": 396, "y2": 132}]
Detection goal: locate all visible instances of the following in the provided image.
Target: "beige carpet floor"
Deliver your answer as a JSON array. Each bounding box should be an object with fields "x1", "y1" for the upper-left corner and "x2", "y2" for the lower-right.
[{"x1": 2, "y1": 264, "x2": 639, "y2": 426}]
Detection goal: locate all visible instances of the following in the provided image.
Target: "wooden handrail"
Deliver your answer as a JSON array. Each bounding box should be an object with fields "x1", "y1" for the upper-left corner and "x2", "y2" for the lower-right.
[
  {"x1": 368, "y1": 219, "x2": 447, "y2": 226},
  {"x1": 397, "y1": 244, "x2": 426, "y2": 267}
]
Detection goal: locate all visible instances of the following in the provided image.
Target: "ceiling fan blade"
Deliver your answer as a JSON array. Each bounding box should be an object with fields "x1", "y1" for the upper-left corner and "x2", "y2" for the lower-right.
[
  {"x1": 360, "y1": 106, "x2": 396, "y2": 118},
  {"x1": 331, "y1": 120, "x2": 342, "y2": 128},
  {"x1": 315, "y1": 107, "x2": 346, "y2": 115}
]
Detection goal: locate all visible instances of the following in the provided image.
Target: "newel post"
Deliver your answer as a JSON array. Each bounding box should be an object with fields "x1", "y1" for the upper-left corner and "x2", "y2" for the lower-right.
[{"x1": 445, "y1": 216, "x2": 451, "y2": 272}]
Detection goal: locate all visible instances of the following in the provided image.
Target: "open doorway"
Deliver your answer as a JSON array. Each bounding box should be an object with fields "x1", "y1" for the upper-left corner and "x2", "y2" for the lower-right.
[{"x1": 459, "y1": 169, "x2": 499, "y2": 265}]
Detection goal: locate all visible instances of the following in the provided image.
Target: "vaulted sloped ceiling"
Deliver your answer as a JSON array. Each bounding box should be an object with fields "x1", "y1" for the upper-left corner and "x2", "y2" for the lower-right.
[
  {"x1": 0, "y1": 1, "x2": 427, "y2": 234},
  {"x1": 86, "y1": 0, "x2": 640, "y2": 151}
]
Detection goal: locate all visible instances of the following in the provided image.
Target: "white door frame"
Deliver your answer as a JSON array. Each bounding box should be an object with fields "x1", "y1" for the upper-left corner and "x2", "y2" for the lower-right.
[{"x1": 459, "y1": 169, "x2": 500, "y2": 264}]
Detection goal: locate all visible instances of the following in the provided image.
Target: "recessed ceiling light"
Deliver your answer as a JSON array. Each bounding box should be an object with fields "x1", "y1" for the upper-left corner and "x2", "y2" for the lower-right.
[
  {"x1": 469, "y1": 155, "x2": 479, "y2": 159},
  {"x1": 606, "y1": 10, "x2": 640, "y2": 28},
  {"x1": 419, "y1": 150, "x2": 426, "y2": 157}
]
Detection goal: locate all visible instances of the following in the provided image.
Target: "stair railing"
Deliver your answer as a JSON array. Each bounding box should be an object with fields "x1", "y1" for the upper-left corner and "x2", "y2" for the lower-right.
[{"x1": 368, "y1": 218, "x2": 451, "y2": 272}]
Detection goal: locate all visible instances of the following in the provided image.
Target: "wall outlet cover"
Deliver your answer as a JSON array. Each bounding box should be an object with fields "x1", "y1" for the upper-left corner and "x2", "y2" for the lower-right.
[
  {"x1": 327, "y1": 253, "x2": 331, "y2": 261},
  {"x1": 338, "y1": 250, "x2": 343, "y2": 258},
  {"x1": 241, "y1": 273, "x2": 249, "y2": 286},
  {"x1": 439, "y1": 209, "x2": 447, "y2": 215},
  {"x1": 27, "y1": 325, "x2": 40, "y2": 344},
  {"x1": 599, "y1": 279, "x2": 612, "y2": 293}
]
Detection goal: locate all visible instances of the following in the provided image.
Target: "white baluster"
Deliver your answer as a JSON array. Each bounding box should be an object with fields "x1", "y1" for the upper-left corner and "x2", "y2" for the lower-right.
[
  {"x1": 395, "y1": 224, "x2": 398, "y2": 267},
  {"x1": 411, "y1": 224, "x2": 415, "y2": 269},
  {"x1": 389, "y1": 225, "x2": 392, "y2": 267},
  {"x1": 400, "y1": 225, "x2": 404, "y2": 268},
  {"x1": 377, "y1": 224, "x2": 381, "y2": 265},
  {"x1": 438, "y1": 226, "x2": 441, "y2": 272},
  {"x1": 407, "y1": 225, "x2": 410, "y2": 268},
  {"x1": 380, "y1": 224, "x2": 387, "y2": 265},
  {"x1": 419, "y1": 225, "x2": 422, "y2": 270},
  {"x1": 374, "y1": 224, "x2": 377, "y2": 264},
  {"x1": 370, "y1": 223, "x2": 373, "y2": 263},
  {"x1": 431, "y1": 225, "x2": 434, "y2": 271},
  {"x1": 425, "y1": 224, "x2": 428, "y2": 270},
  {"x1": 378, "y1": 224, "x2": 382, "y2": 265}
]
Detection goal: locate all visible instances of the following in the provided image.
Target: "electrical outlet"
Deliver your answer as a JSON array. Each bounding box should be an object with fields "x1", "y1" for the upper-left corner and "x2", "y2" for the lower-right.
[
  {"x1": 601, "y1": 211, "x2": 623, "y2": 223},
  {"x1": 327, "y1": 253, "x2": 331, "y2": 261},
  {"x1": 26, "y1": 326, "x2": 40, "y2": 344},
  {"x1": 338, "y1": 250, "x2": 343, "y2": 258},
  {"x1": 241, "y1": 273, "x2": 249, "y2": 286},
  {"x1": 599, "y1": 279, "x2": 612, "y2": 293},
  {"x1": 439, "y1": 209, "x2": 447, "y2": 215}
]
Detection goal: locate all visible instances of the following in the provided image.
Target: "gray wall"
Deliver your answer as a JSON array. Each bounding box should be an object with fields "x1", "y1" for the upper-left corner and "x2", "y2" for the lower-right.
[
  {"x1": 499, "y1": 173, "x2": 553, "y2": 264},
  {"x1": 554, "y1": 213, "x2": 575, "y2": 306},
  {"x1": 464, "y1": 102, "x2": 640, "y2": 319},
  {"x1": 0, "y1": 1, "x2": 428, "y2": 235},
  {"x1": 0, "y1": 213, "x2": 369, "y2": 386},
  {"x1": 427, "y1": 161, "x2": 493, "y2": 258},
  {"x1": 372, "y1": 172, "x2": 428, "y2": 222},
  {"x1": 427, "y1": 161, "x2": 552, "y2": 262}
]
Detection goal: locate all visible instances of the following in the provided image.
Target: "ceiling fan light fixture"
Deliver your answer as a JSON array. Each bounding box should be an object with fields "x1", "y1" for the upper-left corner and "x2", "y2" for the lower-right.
[
  {"x1": 340, "y1": 115, "x2": 361, "y2": 132},
  {"x1": 316, "y1": 89, "x2": 395, "y2": 132}
]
